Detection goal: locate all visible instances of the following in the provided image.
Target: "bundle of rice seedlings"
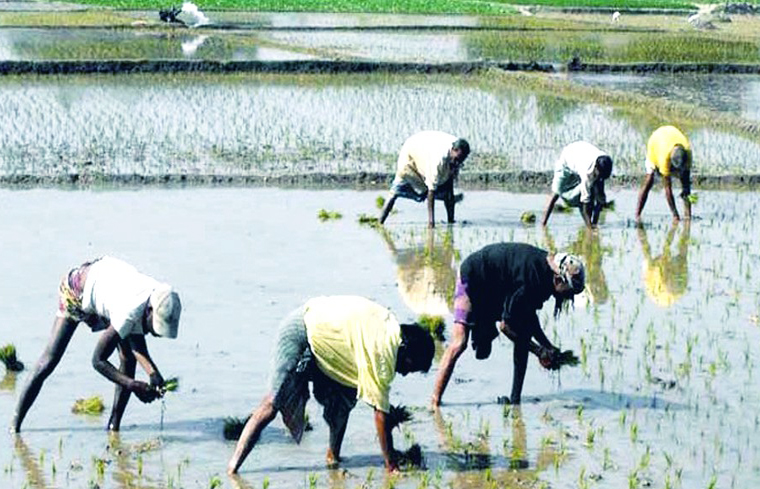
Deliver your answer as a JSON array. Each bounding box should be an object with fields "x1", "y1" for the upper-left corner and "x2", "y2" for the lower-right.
[
  {"x1": 396, "y1": 443, "x2": 424, "y2": 469},
  {"x1": 357, "y1": 213, "x2": 380, "y2": 227},
  {"x1": 417, "y1": 315, "x2": 445, "y2": 341},
  {"x1": 520, "y1": 211, "x2": 536, "y2": 224},
  {"x1": 72, "y1": 396, "x2": 105, "y2": 415},
  {"x1": 223, "y1": 415, "x2": 250, "y2": 440},
  {"x1": 376, "y1": 196, "x2": 386, "y2": 209},
  {"x1": 157, "y1": 377, "x2": 179, "y2": 396},
  {"x1": 317, "y1": 209, "x2": 342, "y2": 221},
  {"x1": 0, "y1": 344, "x2": 24, "y2": 372},
  {"x1": 387, "y1": 404, "x2": 413, "y2": 431}
]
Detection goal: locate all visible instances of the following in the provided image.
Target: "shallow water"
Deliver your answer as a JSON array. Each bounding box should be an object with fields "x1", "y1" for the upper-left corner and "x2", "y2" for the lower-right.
[
  {"x1": 1, "y1": 186, "x2": 759, "y2": 489},
  {"x1": 568, "y1": 72, "x2": 760, "y2": 122},
  {"x1": 1, "y1": 73, "x2": 759, "y2": 179}
]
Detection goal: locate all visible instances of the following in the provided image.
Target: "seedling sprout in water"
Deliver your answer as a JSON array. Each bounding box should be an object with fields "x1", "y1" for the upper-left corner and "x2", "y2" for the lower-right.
[
  {"x1": 71, "y1": 396, "x2": 105, "y2": 415},
  {"x1": 0, "y1": 344, "x2": 24, "y2": 372},
  {"x1": 317, "y1": 209, "x2": 342, "y2": 221}
]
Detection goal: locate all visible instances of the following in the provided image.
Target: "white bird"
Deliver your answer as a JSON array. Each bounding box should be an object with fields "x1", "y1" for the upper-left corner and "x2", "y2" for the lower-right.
[
  {"x1": 612, "y1": 11, "x2": 621, "y2": 22},
  {"x1": 181, "y1": 2, "x2": 210, "y2": 27}
]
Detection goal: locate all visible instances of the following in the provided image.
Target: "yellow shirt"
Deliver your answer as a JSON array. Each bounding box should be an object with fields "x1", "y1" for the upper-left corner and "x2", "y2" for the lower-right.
[
  {"x1": 304, "y1": 296, "x2": 401, "y2": 412},
  {"x1": 646, "y1": 126, "x2": 690, "y2": 178}
]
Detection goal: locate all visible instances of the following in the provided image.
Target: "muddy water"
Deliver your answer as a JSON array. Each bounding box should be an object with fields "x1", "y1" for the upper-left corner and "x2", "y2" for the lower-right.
[
  {"x1": 1, "y1": 186, "x2": 759, "y2": 489},
  {"x1": 1, "y1": 73, "x2": 759, "y2": 180}
]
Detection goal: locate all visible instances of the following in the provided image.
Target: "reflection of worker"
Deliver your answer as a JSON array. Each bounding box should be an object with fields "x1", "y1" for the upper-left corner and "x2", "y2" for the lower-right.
[
  {"x1": 380, "y1": 131, "x2": 470, "y2": 228},
  {"x1": 380, "y1": 227, "x2": 458, "y2": 317},
  {"x1": 13, "y1": 256, "x2": 181, "y2": 432},
  {"x1": 542, "y1": 141, "x2": 613, "y2": 229},
  {"x1": 635, "y1": 125, "x2": 693, "y2": 224},
  {"x1": 227, "y1": 296, "x2": 434, "y2": 475},
  {"x1": 13, "y1": 435, "x2": 48, "y2": 489},
  {"x1": 638, "y1": 223, "x2": 691, "y2": 307},
  {"x1": 431, "y1": 243, "x2": 586, "y2": 407},
  {"x1": 567, "y1": 228, "x2": 609, "y2": 305}
]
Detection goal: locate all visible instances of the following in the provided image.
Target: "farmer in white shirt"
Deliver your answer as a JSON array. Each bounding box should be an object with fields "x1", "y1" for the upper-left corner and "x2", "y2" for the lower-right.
[
  {"x1": 541, "y1": 141, "x2": 613, "y2": 228},
  {"x1": 380, "y1": 131, "x2": 470, "y2": 228},
  {"x1": 12, "y1": 256, "x2": 181, "y2": 432}
]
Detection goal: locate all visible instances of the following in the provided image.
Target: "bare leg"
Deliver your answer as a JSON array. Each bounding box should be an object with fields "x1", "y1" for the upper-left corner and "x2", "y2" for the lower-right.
[
  {"x1": 510, "y1": 337, "x2": 530, "y2": 405},
  {"x1": 227, "y1": 394, "x2": 277, "y2": 475},
  {"x1": 379, "y1": 195, "x2": 398, "y2": 224},
  {"x1": 326, "y1": 409, "x2": 351, "y2": 467},
  {"x1": 13, "y1": 317, "x2": 78, "y2": 432},
  {"x1": 107, "y1": 341, "x2": 136, "y2": 431}
]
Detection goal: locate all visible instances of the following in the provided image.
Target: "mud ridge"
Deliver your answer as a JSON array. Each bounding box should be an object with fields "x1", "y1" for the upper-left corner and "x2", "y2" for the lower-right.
[{"x1": 2, "y1": 171, "x2": 759, "y2": 191}]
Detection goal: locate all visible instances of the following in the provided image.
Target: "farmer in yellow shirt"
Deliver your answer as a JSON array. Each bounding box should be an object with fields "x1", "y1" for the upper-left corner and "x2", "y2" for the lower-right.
[
  {"x1": 635, "y1": 125, "x2": 693, "y2": 224},
  {"x1": 227, "y1": 296, "x2": 434, "y2": 475}
]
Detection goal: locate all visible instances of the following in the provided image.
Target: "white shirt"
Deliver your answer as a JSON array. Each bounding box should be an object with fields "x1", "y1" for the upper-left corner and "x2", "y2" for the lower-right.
[
  {"x1": 81, "y1": 256, "x2": 160, "y2": 339},
  {"x1": 552, "y1": 141, "x2": 606, "y2": 204},
  {"x1": 395, "y1": 131, "x2": 458, "y2": 195}
]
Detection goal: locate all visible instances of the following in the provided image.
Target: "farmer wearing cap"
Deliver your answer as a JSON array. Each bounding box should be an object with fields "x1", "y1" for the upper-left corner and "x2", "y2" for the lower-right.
[
  {"x1": 380, "y1": 130, "x2": 470, "y2": 228},
  {"x1": 542, "y1": 140, "x2": 613, "y2": 229},
  {"x1": 12, "y1": 256, "x2": 181, "y2": 432},
  {"x1": 635, "y1": 125, "x2": 693, "y2": 224},
  {"x1": 431, "y1": 242, "x2": 585, "y2": 407},
  {"x1": 227, "y1": 296, "x2": 434, "y2": 475}
]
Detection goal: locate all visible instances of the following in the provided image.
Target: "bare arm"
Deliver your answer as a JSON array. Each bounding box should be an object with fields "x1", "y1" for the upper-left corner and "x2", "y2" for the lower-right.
[
  {"x1": 680, "y1": 170, "x2": 692, "y2": 220},
  {"x1": 427, "y1": 189, "x2": 435, "y2": 228},
  {"x1": 541, "y1": 194, "x2": 560, "y2": 227},
  {"x1": 580, "y1": 202, "x2": 594, "y2": 229},
  {"x1": 635, "y1": 173, "x2": 655, "y2": 223},
  {"x1": 129, "y1": 334, "x2": 162, "y2": 386},
  {"x1": 431, "y1": 321, "x2": 468, "y2": 407},
  {"x1": 374, "y1": 409, "x2": 398, "y2": 472},
  {"x1": 663, "y1": 175, "x2": 680, "y2": 222},
  {"x1": 92, "y1": 327, "x2": 157, "y2": 402}
]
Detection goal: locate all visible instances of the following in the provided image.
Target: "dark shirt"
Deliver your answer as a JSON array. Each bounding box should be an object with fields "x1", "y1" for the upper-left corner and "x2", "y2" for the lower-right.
[{"x1": 460, "y1": 243, "x2": 555, "y2": 330}]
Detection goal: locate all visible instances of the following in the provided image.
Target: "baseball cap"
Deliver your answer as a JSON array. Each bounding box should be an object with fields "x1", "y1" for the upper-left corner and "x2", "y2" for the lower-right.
[
  {"x1": 149, "y1": 284, "x2": 181, "y2": 339},
  {"x1": 554, "y1": 253, "x2": 586, "y2": 295}
]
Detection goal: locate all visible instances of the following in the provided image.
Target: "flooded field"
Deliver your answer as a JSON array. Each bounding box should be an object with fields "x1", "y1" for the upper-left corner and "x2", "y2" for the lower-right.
[
  {"x1": 1, "y1": 186, "x2": 760, "y2": 489},
  {"x1": 567, "y1": 72, "x2": 760, "y2": 122},
  {"x1": 1, "y1": 72, "x2": 759, "y2": 181}
]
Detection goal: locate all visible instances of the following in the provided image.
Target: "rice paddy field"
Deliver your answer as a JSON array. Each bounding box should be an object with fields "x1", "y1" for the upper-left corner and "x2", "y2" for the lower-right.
[
  {"x1": 1, "y1": 187, "x2": 760, "y2": 489},
  {"x1": 2, "y1": 3, "x2": 760, "y2": 488},
  {"x1": 0, "y1": 71, "x2": 759, "y2": 182}
]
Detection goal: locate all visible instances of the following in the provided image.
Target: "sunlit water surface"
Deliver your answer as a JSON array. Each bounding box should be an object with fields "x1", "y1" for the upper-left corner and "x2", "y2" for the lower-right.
[{"x1": 1, "y1": 187, "x2": 759, "y2": 489}]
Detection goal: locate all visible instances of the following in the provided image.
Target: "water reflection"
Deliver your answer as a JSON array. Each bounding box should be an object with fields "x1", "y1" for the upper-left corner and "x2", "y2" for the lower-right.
[
  {"x1": 1, "y1": 371, "x2": 18, "y2": 390},
  {"x1": 638, "y1": 222, "x2": 690, "y2": 307},
  {"x1": 543, "y1": 227, "x2": 609, "y2": 305},
  {"x1": 380, "y1": 227, "x2": 458, "y2": 318},
  {"x1": 13, "y1": 435, "x2": 50, "y2": 489},
  {"x1": 432, "y1": 407, "x2": 560, "y2": 487},
  {"x1": 107, "y1": 433, "x2": 163, "y2": 489}
]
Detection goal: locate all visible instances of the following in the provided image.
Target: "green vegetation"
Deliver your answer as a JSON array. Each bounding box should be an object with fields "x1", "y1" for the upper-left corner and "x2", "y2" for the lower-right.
[
  {"x1": 317, "y1": 209, "x2": 343, "y2": 221},
  {"x1": 54, "y1": 0, "x2": 516, "y2": 14},
  {"x1": 375, "y1": 196, "x2": 386, "y2": 210},
  {"x1": 157, "y1": 377, "x2": 179, "y2": 397},
  {"x1": 72, "y1": 396, "x2": 105, "y2": 415},
  {"x1": 418, "y1": 314, "x2": 446, "y2": 341},
  {"x1": 0, "y1": 344, "x2": 24, "y2": 372},
  {"x1": 520, "y1": 211, "x2": 537, "y2": 224},
  {"x1": 387, "y1": 404, "x2": 413, "y2": 430},
  {"x1": 358, "y1": 213, "x2": 381, "y2": 227}
]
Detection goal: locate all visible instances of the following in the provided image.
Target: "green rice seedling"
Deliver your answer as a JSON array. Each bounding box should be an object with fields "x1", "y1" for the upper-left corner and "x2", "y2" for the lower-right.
[
  {"x1": 223, "y1": 415, "x2": 250, "y2": 440},
  {"x1": 357, "y1": 213, "x2": 380, "y2": 228},
  {"x1": 209, "y1": 475, "x2": 222, "y2": 489},
  {"x1": 263, "y1": 477, "x2": 270, "y2": 489},
  {"x1": 520, "y1": 211, "x2": 536, "y2": 225},
  {"x1": 376, "y1": 196, "x2": 386, "y2": 209},
  {"x1": 417, "y1": 315, "x2": 445, "y2": 341},
  {"x1": 92, "y1": 457, "x2": 107, "y2": 479},
  {"x1": 0, "y1": 344, "x2": 24, "y2": 372},
  {"x1": 687, "y1": 194, "x2": 699, "y2": 205},
  {"x1": 318, "y1": 209, "x2": 342, "y2": 221},
  {"x1": 71, "y1": 396, "x2": 105, "y2": 415}
]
